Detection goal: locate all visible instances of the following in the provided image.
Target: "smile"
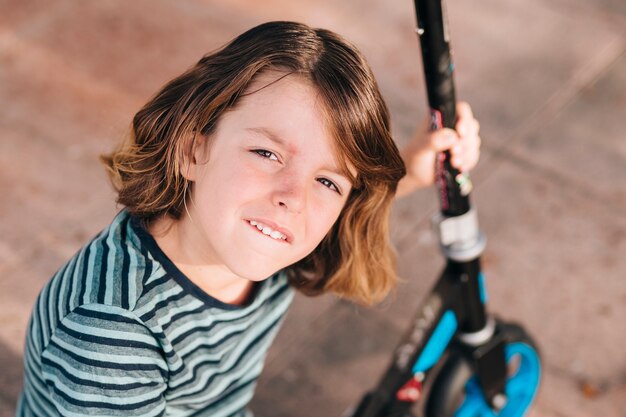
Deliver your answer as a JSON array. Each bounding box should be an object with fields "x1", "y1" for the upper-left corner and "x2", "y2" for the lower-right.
[{"x1": 247, "y1": 220, "x2": 289, "y2": 242}]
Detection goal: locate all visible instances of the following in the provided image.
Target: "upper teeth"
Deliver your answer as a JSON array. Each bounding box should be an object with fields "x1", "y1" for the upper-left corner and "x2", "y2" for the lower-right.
[{"x1": 249, "y1": 221, "x2": 287, "y2": 241}]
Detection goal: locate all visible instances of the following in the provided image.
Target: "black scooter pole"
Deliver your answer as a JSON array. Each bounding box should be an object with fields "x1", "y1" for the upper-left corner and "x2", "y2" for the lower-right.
[
  {"x1": 349, "y1": 2, "x2": 492, "y2": 416},
  {"x1": 417, "y1": 0, "x2": 507, "y2": 406},
  {"x1": 415, "y1": 0, "x2": 471, "y2": 216},
  {"x1": 415, "y1": 0, "x2": 489, "y2": 336}
]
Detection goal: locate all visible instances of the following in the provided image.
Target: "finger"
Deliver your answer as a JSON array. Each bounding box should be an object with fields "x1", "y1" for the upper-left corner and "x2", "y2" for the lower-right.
[
  {"x1": 459, "y1": 128, "x2": 481, "y2": 153},
  {"x1": 462, "y1": 155, "x2": 479, "y2": 173},
  {"x1": 459, "y1": 144, "x2": 480, "y2": 172},
  {"x1": 456, "y1": 101, "x2": 474, "y2": 120},
  {"x1": 462, "y1": 135, "x2": 480, "y2": 158},
  {"x1": 451, "y1": 134, "x2": 481, "y2": 170},
  {"x1": 455, "y1": 102, "x2": 476, "y2": 137},
  {"x1": 451, "y1": 154, "x2": 464, "y2": 169},
  {"x1": 450, "y1": 131, "x2": 478, "y2": 156},
  {"x1": 431, "y1": 128, "x2": 459, "y2": 151},
  {"x1": 468, "y1": 119, "x2": 480, "y2": 138}
]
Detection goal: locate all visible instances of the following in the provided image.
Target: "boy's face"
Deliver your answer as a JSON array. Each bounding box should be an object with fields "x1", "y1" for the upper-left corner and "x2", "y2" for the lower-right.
[{"x1": 181, "y1": 72, "x2": 353, "y2": 282}]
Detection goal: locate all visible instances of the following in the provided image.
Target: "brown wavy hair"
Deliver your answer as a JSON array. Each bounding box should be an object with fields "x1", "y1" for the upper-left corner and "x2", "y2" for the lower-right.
[{"x1": 102, "y1": 21, "x2": 406, "y2": 305}]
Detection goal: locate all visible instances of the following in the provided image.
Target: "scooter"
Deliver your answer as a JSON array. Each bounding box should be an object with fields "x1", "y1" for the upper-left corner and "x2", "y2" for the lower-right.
[{"x1": 347, "y1": 0, "x2": 541, "y2": 416}]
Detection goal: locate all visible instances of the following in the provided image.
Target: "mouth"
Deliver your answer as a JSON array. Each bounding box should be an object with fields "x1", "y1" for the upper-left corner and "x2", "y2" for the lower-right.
[{"x1": 245, "y1": 219, "x2": 292, "y2": 243}]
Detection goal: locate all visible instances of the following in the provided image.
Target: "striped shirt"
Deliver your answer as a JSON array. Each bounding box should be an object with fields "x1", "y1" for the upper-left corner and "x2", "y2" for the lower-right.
[{"x1": 17, "y1": 210, "x2": 294, "y2": 417}]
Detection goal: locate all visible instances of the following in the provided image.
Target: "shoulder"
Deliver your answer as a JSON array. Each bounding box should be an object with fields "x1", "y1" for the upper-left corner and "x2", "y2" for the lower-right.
[
  {"x1": 30, "y1": 211, "x2": 163, "y2": 343},
  {"x1": 70, "y1": 210, "x2": 162, "y2": 311}
]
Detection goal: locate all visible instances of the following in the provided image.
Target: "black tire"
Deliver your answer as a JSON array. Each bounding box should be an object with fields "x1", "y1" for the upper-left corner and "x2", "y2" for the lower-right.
[
  {"x1": 423, "y1": 345, "x2": 473, "y2": 417},
  {"x1": 423, "y1": 320, "x2": 540, "y2": 417}
]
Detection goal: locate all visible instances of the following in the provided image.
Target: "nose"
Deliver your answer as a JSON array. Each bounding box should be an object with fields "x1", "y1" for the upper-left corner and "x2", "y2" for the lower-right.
[{"x1": 271, "y1": 174, "x2": 307, "y2": 214}]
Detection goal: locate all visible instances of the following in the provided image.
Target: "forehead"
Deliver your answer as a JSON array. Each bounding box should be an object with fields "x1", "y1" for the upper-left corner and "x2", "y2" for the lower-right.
[
  {"x1": 226, "y1": 71, "x2": 356, "y2": 178},
  {"x1": 240, "y1": 71, "x2": 321, "y2": 116}
]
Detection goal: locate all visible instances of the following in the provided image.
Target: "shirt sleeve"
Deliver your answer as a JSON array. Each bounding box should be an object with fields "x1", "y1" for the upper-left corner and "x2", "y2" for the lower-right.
[{"x1": 40, "y1": 303, "x2": 168, "y2": 417}]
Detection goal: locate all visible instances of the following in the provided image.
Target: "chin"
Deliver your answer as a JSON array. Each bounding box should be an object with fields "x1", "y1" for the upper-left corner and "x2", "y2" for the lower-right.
[{"x1": 228, "y1": 263, "x2": 284, "y2": 282}]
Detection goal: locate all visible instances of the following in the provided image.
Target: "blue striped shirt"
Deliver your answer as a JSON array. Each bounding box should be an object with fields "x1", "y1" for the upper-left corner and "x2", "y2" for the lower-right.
[{"x1": 17, "y1": 210, "x2": 294, "y2": 416}]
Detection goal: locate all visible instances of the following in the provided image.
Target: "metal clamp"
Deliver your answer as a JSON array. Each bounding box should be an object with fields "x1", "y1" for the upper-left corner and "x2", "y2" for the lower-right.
[
  {"x1": 432, "y1": 207, "x2": 486, "y2": 262},
  {"x1": 457, "y1": 316, "x2": 496, "y2": 346}
]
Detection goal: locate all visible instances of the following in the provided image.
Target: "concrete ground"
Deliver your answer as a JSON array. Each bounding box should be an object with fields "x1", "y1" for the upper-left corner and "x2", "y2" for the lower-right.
[{"x1": 1, "y1": 0, "x2": 624, "y2": 416}]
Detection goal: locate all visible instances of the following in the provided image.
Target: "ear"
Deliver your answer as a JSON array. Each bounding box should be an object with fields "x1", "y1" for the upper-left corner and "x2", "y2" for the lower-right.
[{"x1": 179, "y1": 132, "x2": 202, "y2": 181}]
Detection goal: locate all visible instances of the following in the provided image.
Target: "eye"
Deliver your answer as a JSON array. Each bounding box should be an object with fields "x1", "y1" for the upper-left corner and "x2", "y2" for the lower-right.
[
  {"x1": 317, "y1": 177, "x2": 341, "y2": 194},
  {"x1": 253, "y1": 149, "x2": 279, "y2": 161}
]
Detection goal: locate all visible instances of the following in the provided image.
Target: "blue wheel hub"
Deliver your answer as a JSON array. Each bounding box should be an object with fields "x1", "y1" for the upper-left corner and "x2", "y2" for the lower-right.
[{"x1": 454, "y1": 342, "x2": 541, "y2": 417}]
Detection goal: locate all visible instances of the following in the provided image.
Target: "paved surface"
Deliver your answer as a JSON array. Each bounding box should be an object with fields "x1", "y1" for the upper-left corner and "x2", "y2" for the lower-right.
[{"x1": 1, "y1": 0, "x2": 625, "y2": 416}]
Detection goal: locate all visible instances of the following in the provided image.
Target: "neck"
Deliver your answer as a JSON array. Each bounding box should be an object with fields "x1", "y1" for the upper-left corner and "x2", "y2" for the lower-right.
[{"x1": 148, "y1": 215, "x2": 255, "y2": 305}]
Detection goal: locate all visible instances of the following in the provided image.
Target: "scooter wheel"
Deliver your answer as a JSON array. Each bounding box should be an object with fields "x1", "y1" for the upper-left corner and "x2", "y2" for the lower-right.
[{"x1": 424, "y1": 321, "x2": 541, "y2": 417}]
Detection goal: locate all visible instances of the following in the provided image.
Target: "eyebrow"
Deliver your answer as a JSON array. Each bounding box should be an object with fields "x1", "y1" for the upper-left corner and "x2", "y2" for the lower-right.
[
  {"x1": 246, "y1": 127, "x2": 286, "y2": 146},
  {"x1": 245, "y1": 127, "x2": 353, "y2": 182}
]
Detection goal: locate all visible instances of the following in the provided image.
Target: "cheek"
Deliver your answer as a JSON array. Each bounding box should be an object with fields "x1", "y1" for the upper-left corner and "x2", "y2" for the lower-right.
[
  {"x1": 306, "y1": 198, "x2": 346, "y2": 241},
  {"x1": 196, "y1": 161, "x2": 263, "y2": 206}
]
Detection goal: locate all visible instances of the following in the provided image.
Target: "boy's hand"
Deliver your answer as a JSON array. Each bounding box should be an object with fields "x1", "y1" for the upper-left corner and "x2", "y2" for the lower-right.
[{"x1": 397, "y1": 101, "x2": 481, "y2": 197}]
